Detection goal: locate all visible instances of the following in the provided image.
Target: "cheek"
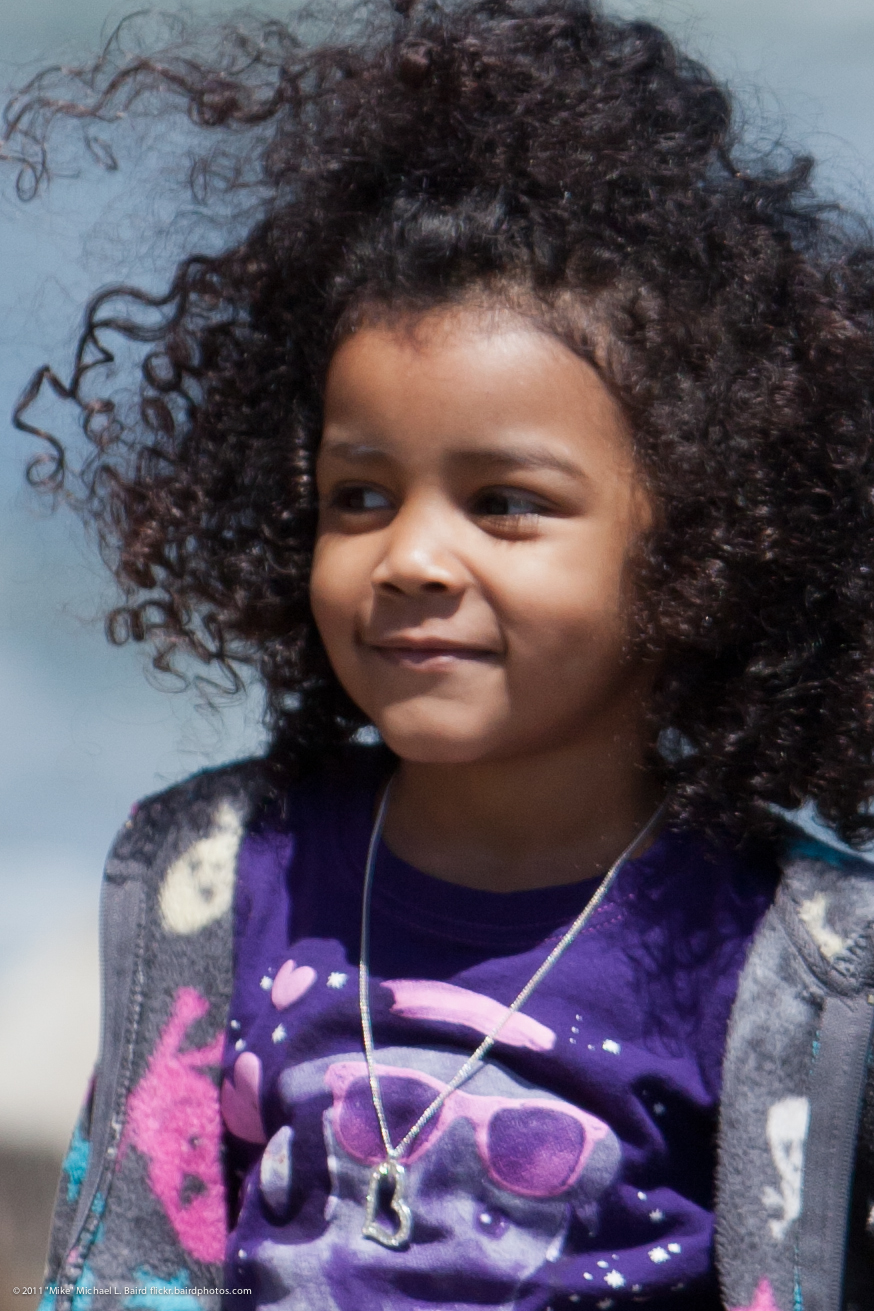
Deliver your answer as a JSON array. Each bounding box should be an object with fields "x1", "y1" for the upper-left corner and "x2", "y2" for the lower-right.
[
  {"x1": 500, "y1": 543, "x2": 631, "y2": 654},
  {"x1": 309, "y1": 538, "x2": 364, "y2": 650}
]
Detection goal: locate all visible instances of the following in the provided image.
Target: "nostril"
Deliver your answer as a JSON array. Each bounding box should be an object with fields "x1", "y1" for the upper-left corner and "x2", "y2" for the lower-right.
[{"x1": 422, "y1": 581, "x2": 447, "y2": 593}]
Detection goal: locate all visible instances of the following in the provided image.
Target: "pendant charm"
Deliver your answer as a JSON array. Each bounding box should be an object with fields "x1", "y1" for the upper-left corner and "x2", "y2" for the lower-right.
[{"x1": 362, "y1": 1159, "x2": 413, "y2": 1249}]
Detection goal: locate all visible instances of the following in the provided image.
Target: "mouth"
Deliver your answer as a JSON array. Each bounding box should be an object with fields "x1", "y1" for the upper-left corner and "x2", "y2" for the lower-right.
[{"x1": 363, "y1": 637, "x2": 499, "y2": 669}]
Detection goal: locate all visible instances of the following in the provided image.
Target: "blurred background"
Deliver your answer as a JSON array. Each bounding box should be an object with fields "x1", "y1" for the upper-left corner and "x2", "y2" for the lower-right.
[{"x1": 1, "y1": 0, "x2": 873, "y2": 1300}]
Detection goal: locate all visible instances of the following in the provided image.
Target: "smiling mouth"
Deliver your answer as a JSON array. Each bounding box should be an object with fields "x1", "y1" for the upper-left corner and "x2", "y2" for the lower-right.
[{"x1": 366, "y1": 642, "x2": 498, "y2": 667}]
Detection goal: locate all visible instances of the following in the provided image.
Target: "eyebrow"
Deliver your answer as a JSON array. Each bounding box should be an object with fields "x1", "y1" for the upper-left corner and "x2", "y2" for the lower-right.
[
  {"x1": 319, "y1": 440, "x2": 392, "y2": 463},
  {"x1": 319, "y1": 439, "x2": 584, "y2": 479},
  {"x1": 449, "y1": 447, "x2": 584, "y2": 479}
]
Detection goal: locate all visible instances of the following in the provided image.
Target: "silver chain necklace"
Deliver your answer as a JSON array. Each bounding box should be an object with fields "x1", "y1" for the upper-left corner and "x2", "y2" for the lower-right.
[{"x1": 357, "y1": 778, "x2": 666, "y2": 1249}]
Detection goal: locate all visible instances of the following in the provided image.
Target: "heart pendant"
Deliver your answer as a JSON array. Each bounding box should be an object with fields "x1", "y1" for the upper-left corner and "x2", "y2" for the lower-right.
[{"x1": 362, "y1": 1159, "x2": 413, "y2": 1249}]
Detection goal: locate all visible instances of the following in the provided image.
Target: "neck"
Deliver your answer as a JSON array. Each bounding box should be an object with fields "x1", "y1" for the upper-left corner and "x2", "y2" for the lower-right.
[{"x1": 382, "y1": 728, "x2": 663, "y2": 894}]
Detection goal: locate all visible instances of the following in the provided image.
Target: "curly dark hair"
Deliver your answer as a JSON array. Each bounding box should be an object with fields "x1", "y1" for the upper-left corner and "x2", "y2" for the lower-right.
[{"x1": 7, "y1": 0, "x2": 874, "y2": 843}]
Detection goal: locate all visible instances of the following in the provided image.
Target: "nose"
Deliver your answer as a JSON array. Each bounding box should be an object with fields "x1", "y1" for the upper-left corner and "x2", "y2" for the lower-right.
[{"x1": 371, "y1": 496, "x2": 467, "y2": 598}]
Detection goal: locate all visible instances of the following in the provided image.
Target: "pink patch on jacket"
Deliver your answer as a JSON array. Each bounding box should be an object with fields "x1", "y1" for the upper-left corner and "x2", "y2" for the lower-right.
[
  {"x1": 119, "y1": 986, "x2": 226, "y2": 1264},
  {"x1": 731, "y1": 1278, "x2": 782, "y2": 1311}
]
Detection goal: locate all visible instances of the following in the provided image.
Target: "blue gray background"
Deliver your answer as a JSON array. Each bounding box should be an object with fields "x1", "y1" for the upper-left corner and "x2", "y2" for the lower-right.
[{"x1": 0, "y1": 0, "x2": 873, "y2": 1147}]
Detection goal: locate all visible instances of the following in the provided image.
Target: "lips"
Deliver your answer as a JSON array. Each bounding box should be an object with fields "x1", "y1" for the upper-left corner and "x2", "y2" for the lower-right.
[
  {"x1": 363, "y1": 636, "x2": 499, "y2": 667},
  {"x1": 371, "y1": 645, "x2": 496, "y2": 667}
]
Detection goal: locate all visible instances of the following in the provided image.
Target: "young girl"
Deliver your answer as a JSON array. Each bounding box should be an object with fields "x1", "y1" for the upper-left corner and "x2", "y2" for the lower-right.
[{"x1": 9, "y1": 2, "x2": 874, "y2": 1309}]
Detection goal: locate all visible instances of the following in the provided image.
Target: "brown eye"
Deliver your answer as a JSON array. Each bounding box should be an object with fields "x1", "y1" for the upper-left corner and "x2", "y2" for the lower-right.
[
  {"x1": 331, "y1": 485, "x2": 393, "y2": 512},
  {"x1": 473, "y1": 488, "x2": 545, "y2": 519}
]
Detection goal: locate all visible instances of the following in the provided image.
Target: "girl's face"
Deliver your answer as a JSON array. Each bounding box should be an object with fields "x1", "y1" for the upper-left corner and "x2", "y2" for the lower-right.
[{"x1": 311, "y1": 306, "x2": 654, "y2": 767}]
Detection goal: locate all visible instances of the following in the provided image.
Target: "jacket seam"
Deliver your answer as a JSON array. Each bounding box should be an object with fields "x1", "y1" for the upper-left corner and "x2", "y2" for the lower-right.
[
  {"x1": 57, "y1": 871, "x2": 149, "y2": 1303},
  {"x1": 773, "y1": 881, "x2": 874, "y2": 998}
]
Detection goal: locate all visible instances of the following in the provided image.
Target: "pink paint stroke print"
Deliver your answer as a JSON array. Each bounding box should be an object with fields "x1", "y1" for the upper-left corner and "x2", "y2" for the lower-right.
[{"x1": 119, "y1": 986, "x2": 227, "y2": 1264}]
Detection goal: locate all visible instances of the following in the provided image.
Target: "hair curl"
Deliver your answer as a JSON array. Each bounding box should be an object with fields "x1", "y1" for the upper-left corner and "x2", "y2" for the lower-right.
[{"x1": 7, "y1": 0, "x2": 874, "y2": 843}]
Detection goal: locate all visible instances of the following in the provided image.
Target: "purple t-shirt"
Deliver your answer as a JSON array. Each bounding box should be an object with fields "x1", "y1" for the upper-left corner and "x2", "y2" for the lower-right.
[{"x1": 221, "y1": 760, "x2": 776, "y2": 1309}]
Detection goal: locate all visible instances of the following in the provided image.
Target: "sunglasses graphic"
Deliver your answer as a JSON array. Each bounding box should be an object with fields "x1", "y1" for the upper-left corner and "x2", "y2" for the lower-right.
[{"x1": 324, "y1": 1061, "x2": 611, "y2": 1199}]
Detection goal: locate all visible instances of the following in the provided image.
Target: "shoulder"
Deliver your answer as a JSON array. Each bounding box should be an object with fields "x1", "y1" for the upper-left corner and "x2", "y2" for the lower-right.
[
  {"x1": 119, "y1": 755, "x2": 271, "y2": 842},
  {"x1": 103, "y1": 756, "x2": 273, "y2": 902},
  {"x1": 772, "y1": 824, "x2": 874, "y2": 986},
  {"x1": 110, "y1": 745, "x2": 388, "y2": 889},
  {"x1": 717, "y1": 828, "x2": 874, "y2": 1309}
]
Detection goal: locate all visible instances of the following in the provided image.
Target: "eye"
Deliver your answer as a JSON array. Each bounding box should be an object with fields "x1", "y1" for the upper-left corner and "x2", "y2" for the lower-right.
[
  {"x1": 328, "y1": 484, "x2": 393, "y2": 513},
  {"x1": 471, "y1": 488, "x2": 548, "y2": 520}
]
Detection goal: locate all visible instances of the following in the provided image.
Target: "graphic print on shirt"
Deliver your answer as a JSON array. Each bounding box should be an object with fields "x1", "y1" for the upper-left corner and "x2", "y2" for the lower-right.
[
  {"x1": 224, "y1": 802, "x2": 772, "y2": 1310},
  {"x1": 251, "y1": 1045, "x2": 621, "y2": 1311}
]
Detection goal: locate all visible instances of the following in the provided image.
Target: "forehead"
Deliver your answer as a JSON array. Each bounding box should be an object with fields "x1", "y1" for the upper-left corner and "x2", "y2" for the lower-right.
[{"x1": 321, "y1": 306, "x2": 633, "y2": 473}]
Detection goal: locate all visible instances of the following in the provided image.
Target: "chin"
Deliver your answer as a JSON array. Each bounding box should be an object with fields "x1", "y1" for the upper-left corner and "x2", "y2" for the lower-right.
[{"x1": 376, "y1": 713, "x2": 501, "y2": 766}]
